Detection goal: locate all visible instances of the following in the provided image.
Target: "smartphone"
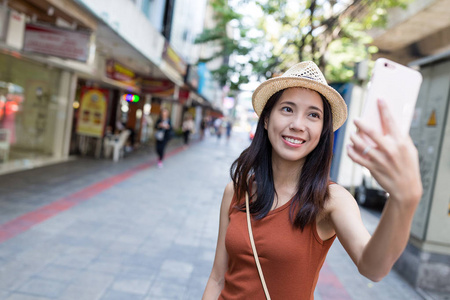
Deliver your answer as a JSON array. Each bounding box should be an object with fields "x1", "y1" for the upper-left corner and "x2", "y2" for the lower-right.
[{"x1": 361, "y1": 58, "x2": 423, "y2": 140}]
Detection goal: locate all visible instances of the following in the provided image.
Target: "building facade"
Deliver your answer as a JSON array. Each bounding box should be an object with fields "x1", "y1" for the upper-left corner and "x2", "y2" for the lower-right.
[{"x1": 0, "y1": 0, "x2": 223, "y2": 174}]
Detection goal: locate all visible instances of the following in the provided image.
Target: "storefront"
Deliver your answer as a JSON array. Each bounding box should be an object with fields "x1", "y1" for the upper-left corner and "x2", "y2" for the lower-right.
[
  {"x1": 69, "y1": 59, "x2": 144, "y2": 157},
  {"x1": 0, "y1": 1, "x2": 97, "y2": 173},
  {"x1": 0, "y1": 51, "x2": 72, "y2": 173}
]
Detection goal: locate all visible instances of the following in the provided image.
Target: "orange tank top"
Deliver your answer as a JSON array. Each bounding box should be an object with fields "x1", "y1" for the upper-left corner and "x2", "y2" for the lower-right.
[{"x1": 219, "y1": 196, "x2": 336, "y2": 300}]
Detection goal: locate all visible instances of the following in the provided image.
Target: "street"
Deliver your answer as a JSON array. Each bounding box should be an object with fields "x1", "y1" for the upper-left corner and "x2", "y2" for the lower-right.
[{"x1": 0, "y1": 132, "x2": 427, "y2": 300}]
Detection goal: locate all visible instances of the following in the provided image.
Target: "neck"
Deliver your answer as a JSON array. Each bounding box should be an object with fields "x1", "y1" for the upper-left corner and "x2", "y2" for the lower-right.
[{"x1": 271, "y1": 154, "x2": 304, "y2": 193}]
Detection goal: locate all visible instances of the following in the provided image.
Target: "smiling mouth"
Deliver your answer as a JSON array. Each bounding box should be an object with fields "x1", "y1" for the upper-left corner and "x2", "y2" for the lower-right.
[{"x1": 283, "y1": 136, "x2": 306, "y2": 145}]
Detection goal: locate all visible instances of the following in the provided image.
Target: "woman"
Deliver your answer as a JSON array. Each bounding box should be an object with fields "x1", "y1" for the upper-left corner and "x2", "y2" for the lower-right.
[
  {"x1": 182, "y1": 113, "x2": 195, "y2": 145},
  {"x1": 202, "y1": 61, "x2": 422, "y2": 299},
  {"x1": 154, "y1": 108, "x2": 172, "y2": 168}
]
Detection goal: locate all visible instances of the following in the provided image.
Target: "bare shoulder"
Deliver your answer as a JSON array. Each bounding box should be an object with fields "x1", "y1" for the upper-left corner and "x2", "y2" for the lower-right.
[
  {"x1": 221, "y1": 181, "x2": 235, "y2": 211},
  {"x1": 324, "y1": 183, "x2": 358, "y2": 214}
]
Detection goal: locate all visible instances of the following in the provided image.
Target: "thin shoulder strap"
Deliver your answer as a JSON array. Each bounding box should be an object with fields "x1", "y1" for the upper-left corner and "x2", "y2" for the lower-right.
[{"x1": 245, "y1": 192, "x2": 271, "y2": 300}]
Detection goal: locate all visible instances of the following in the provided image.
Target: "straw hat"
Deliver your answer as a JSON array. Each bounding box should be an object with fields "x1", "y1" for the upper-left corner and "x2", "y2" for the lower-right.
[{"x1": 252, "y1": 61, "x2": 347, "y2": 131}]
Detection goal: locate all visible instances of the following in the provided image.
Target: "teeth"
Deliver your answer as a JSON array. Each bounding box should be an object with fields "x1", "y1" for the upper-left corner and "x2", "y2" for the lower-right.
[{"x1": 284, "y1": 137, "x2": 305, "y2": 144}]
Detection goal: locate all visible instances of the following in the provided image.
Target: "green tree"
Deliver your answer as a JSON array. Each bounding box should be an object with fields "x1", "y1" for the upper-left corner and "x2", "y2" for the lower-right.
[
  {"x1": 196, "y1": 0, "x2": 411, "y2": 89},
  {"x1": 254, "y1": 0, "x2": 411, "y2": 82},
  {"x1": 195, "y1": 0, "x2": 253, "y2": 91}
]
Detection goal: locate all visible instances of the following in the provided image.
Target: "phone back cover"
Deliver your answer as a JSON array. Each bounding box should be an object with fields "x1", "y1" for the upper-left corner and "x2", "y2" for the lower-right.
[{"x1": 362, "y1": 58, "x2": 423, "y2": 136}]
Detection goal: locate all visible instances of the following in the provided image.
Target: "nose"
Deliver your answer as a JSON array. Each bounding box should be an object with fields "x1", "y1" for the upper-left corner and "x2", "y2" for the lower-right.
[{"x1": 290, "y1": 116, "x2": 306, "y2": 132}]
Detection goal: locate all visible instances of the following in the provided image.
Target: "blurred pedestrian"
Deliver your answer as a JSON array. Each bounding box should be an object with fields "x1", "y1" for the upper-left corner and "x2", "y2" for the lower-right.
[
  {"x1": 154, "y1": 108, "x2": 172, "y2": 168},
  {"x1": 214, "y1": 118, "x2": 223, "y2": 141},
  {"x1": 202, "y1": 61, "x2": 422, "y2": 299},
  {"x1": 182, "y1": 113, "x2": 195, "y2": 145},
  {"x1": 200, "y1": 117, "x2": 207, "y2": 140},
  {"x1": 225, "y1": 119, "x2": 232, "y2": 142}
]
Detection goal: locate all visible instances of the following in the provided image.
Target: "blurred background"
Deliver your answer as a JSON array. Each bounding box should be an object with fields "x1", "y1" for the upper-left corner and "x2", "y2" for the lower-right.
[{"x1": 0, "y1": 0, "x2": 449, "y2": 299}]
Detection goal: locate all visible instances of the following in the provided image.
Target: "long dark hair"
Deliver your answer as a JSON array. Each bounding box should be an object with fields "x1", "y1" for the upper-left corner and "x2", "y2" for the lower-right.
[{"x1": 230, "y1": 88, "x2": 334, "y2": 230}]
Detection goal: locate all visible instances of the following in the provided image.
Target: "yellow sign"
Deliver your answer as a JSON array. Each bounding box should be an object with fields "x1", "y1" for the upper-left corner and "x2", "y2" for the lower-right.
[
  {"x1": 76, "y1": 88, "x2": 108, "y2": 137},
  {"x1": 427, "y1": 110, "x2": 437, "y2": 126}
]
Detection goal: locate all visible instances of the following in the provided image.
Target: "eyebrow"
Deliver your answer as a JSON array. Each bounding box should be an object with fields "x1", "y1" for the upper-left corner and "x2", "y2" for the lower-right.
[
  {"x1": 280, "y1": 101, "x2": 323, "y2": 114},
  {"x1": 309, "y1": 106, "x2": 323, "y2": 114}
]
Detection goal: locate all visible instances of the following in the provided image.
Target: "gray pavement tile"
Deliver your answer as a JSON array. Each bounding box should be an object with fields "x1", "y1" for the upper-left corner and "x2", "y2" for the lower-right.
[
  {"x1": 124, "y1": 253, "x2": 163, "y2": 270},
  {"x1": 164, "y1": 244, "x2": 200, "y2": 264},
  {"x1": 87, "y1": 260, "x2": 123, "y2": 275},
  {"x1": 35, "y1": 265, "x2": 81, "y2": 283},
  {"x1": 0, "y1": 268, "x2": 31, "y2": 291},
  {"x1": 136, "y1": 240, "x2": 172, "y2": 257},
  {"x1": 120, "y1": 265, "x2": 157, "y2": 277},
  {"x1": 0, "y1": 258, "x2": 48, "y2": 290},
  {"x1": 99, "y1": 290, "x2": 145, "y2": 300},
  {"x1": 110, "y1": 274, "x2": 154, "y2": 295},
  {"x1": 14, "y1": 248, "x2": 57, "y2": 267},
  {"x1": 185, "y1": 271, "x2": 209, "y2": 300},
  {"x1": 157, "y1": 260, "x2": 194, "y2": 285},
  {"x1": 61, "y1": 221, "x2": 104, "y2": 237},
  {"x1": 147, "y1": 279, "x2": 187, "y2": 299},
  {"x1": 51, "y1": 254, "x2": 94, "y2": 270},
  {"x1": 99, "y1": 240, "x2": 142, "y2": 259},
  {"x1": 5, "y1": 294, "x2": 50, "y2": 300},
  {"x1": 59, "y1": 284, "x2": 106, "y2": 300},
  {"x1": 16, "y1": 278, "x2": 67, "y2": 298},
  {"x1": 0, "y1": 290, "x2": 11, "y2": 300},
  {"x1": 71, "y1": 270, "x2": 115, "y2": 287}
]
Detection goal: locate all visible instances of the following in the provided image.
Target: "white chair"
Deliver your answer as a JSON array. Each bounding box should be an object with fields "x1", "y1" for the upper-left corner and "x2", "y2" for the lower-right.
[
  {"x1": 0, "y1": 128, "x2": 10, "y2": 162},
  {"x1": 103, "y1": 130, "x2": 131, "y2": 162}
]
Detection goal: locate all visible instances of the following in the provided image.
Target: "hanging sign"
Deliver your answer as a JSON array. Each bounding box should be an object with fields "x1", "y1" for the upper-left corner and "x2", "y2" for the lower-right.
[
  {"x1": 106, "y1": 59, "x2": 138, "y2": 88},
  {"x1": 162, "y1": 41, "x2": 187, "y2": 76},
  {"x1": 140, "y1": 78, "x2": 175, "y2": 97},
  {"x1": 23, "y1": 23, "x2": 91, "y2": 62}
]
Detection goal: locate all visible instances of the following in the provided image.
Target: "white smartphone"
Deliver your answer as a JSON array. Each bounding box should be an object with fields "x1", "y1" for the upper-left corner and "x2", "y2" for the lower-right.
[{"x1": 361, "y1": 58, "x2": 423, "y2": 139}]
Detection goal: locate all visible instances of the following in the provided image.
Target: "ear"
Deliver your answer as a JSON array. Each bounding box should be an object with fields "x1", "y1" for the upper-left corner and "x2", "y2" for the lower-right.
[{"x1": 264, "y1": 117, "x2": 268, "y2": 130}]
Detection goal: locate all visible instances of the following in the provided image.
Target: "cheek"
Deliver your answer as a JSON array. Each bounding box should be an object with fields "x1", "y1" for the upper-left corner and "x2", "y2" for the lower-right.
[{"x1": 311, "y1": 124, "x2": 324, "y2": 145}]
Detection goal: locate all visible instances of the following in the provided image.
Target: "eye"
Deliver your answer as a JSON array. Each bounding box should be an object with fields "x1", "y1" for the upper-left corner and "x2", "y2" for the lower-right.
[
  {"x1": 281, "y1": 106, "x2": 293, "y2": 113},
  {"x1": 309, "y1": 112, "x2": 321, "y2": 119}
]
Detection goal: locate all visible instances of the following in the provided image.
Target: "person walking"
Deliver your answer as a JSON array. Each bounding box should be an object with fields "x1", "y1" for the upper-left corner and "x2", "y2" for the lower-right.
[
  {"x1": 214, "y1": 118, "x2": 223, "y2": 141},
  {"x1": 182, "y1": 113, "x2": 195, "y2": 146},
  {"x1": 200, "y1": 117, "x2": 207, "y2": 140},
  {"x1": 154, "y1": 108, "x2": 172, "y2": 168},
  {"x1": 202, "y1": 61, "x2": 422, "y2": 299},
  {"x1": 225, "y1": 119, "x2": 232, "y2": 143}
]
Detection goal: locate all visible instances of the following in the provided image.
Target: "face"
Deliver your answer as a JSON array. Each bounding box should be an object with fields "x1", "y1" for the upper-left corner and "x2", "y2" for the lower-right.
[
  {"x1": 161, "y1": 109, "x2": 169, "y2": 119},
  {"x1": 265, "y1": 87, "x2": 324, "y2": 165}
]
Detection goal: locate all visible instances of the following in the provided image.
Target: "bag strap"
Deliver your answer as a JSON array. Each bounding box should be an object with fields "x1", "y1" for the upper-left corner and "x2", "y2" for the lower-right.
[{"x1": 246, "y1": 192, "x2": 271, "y2": 300}]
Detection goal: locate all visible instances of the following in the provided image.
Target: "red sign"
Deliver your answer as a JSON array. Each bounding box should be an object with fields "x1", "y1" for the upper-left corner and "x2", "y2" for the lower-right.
[
  {"x1": 23, "y1": 23, "x2": 91, "y2": 62},
  {"x1": 106, "y1": 60, "x2": 137, "y2": 87},
  {"x1": 140, "y1": 78, "x2": 175, "y2": 97},
  {"x1": 178, "y1": 89, "x2": 190, "y2": 104}
]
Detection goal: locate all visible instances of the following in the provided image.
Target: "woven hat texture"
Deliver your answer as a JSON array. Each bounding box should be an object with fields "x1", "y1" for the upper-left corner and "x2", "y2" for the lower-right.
[{"x1": 252, "y1": 61, "x2": 347, "y2": 131}]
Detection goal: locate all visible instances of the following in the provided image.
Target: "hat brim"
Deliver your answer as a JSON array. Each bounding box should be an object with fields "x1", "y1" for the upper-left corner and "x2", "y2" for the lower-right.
[{"x1": 252, "y1": 77, "x2": 347, "y2": 131}]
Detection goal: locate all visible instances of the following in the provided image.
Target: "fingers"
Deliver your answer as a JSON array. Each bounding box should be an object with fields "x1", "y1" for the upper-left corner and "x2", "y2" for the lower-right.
[
  {"x1": 377, "y1": 99, "x2": 401, "y2": 138},
  {"x1": 349, "y1": 133, "x2": 383, "y2": 166},
  {"x1": 354, "y1": 99, "x2": 402, "y2": 150},
  {"x1": 353, "y1": 119, "x2": 389, "y2": 154},
  {"x1": 346, "y1": 144, "x2": 374, "y2": 170}
]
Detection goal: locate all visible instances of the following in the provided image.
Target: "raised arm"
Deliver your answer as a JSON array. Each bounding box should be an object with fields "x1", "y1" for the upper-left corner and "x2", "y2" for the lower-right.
[
  {"x1": 332, "y1": 98, "x2": 422, "y2": 282},
  {"x1": 202, "y1": 182, "x2": 234, "y2": 299}
]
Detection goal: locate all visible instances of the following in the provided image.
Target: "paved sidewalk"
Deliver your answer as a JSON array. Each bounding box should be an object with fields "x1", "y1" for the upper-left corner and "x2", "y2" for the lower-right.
[{"x1": 0, "y1": 133, "x2": 436, "y2": 299}]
